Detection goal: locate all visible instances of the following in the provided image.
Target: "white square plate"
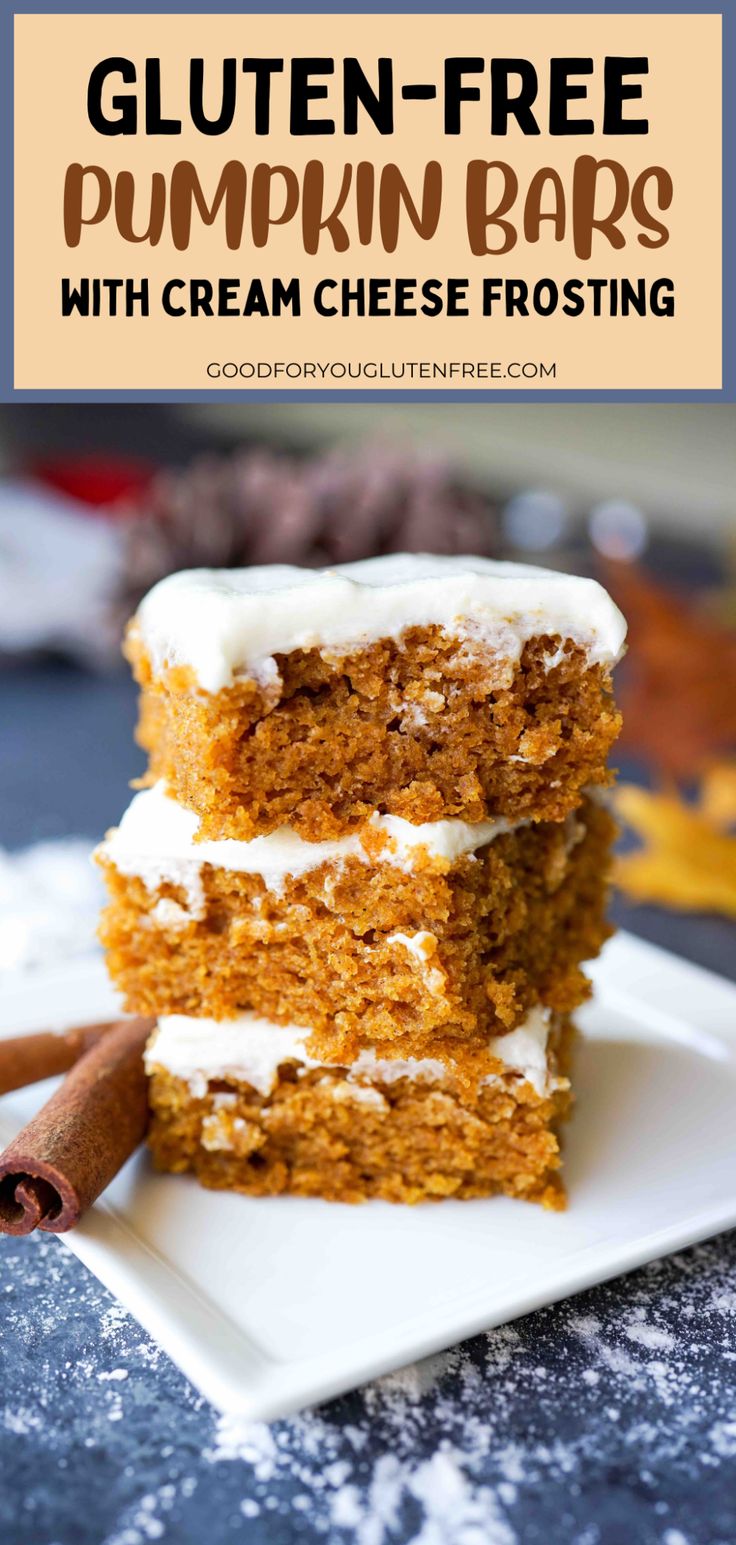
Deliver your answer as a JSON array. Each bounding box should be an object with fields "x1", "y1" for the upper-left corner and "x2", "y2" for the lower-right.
[{"x1": 2, "y1": 931, "x2": 735, "y2": 1420}]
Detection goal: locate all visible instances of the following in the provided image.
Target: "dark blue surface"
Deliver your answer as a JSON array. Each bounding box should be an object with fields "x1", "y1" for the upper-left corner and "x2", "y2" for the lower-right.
[
  {"x1": 1, "y1": 659, "x2": 735, "y2": 1544},
  {"x1": 1, "y1": 661, "x2": 143, "y2": 848}
]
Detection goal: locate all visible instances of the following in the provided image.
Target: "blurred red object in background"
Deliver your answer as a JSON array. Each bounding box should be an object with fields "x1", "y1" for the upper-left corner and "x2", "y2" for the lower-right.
[{"x1": 31, "y1": 455, "x2": 155, "y2": 513}]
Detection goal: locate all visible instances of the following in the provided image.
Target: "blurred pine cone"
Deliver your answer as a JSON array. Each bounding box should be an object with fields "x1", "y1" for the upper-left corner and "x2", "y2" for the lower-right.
[{"x1": 122, "y1": 443, "x2": 498, "y2": 609}]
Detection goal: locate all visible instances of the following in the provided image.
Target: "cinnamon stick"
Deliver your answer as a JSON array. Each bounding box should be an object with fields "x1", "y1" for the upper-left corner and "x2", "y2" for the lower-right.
[
  {"x1": 0, "y1": 1021, "x2": 120, "y2": 1097},
  {"x1": 0, "y1": 1017, "x2": 154, "y2": 1235}
]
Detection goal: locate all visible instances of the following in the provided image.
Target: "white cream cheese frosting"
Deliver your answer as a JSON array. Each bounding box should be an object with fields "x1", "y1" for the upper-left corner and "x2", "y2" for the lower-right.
[
  {"x1": 482, "y1": 1004, "x2": 553, "y2": 1094},
  {"x1": 146, "y1": 1016, "x2": 322, "y2": 1098},
  {"x1": 135, "y1": 553, "x2": 627, "y2": 694},
  {"x1": 99, "y1": 780, "x2": 521, "y2": 903},
  {"x1": 145, "y1": 1003, "x2": 558, "y2": 1100}
]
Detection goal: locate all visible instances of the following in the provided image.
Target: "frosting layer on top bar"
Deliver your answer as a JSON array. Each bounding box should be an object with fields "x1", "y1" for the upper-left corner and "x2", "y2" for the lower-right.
[
  {"x1": 145, "y1": 1004, "x2": 556, "y2": 1098},
  {"x1": 136, "y1": 553, "x2": 627, "y2": 693},
  {"x1": 101, "y1": 780, "x2": 518, "y2": 894}
]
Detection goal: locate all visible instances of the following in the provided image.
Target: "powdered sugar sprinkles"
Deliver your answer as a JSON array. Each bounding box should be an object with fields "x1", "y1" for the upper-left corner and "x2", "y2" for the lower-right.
[{"x1": 2, "y1": 1229, "x2": 735, "y2": 1543}]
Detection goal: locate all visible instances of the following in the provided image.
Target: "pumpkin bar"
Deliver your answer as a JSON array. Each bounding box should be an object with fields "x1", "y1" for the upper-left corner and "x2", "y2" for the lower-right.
[
  {"x1": 126, "y1": 554, "x2": 626, "y2": 841},
  {"x1": 144, "y1": 1006, "x2": 575, "y2": 1207},
  {"x1": 97, "y1": 783, "x2": 613, "y2": 1063},
  {"x1": 98, "y1": 551, "x2": 626, "y2": 1209}
]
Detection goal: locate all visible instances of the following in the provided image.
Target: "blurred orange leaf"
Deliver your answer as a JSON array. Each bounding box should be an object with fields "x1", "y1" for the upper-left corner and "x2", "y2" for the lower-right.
[
  {"x1": 698, "y1": 762, "x2": 736, "y2": 830},
  {"x1": 605, "y1": 563, "x2": 736, "y2": 781},
  {"x1": 615, "y1": 779, "x2": 736, "y2": 919}
]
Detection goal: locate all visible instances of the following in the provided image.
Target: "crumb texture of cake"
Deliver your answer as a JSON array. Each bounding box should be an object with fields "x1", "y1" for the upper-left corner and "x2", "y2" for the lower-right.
[
  {"x1": 144, "y1": 1009, "x2": 574, "y2": 1207},
  {"x1": 98, "y1": 785, "x2": 613, "y2": 1053},
  {"x1": 127, "y1": 554, "x2": 626, "y2": 839}
]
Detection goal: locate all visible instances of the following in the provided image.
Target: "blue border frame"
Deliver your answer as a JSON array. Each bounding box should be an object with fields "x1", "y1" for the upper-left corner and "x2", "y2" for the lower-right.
[{"x1": 3, "y1": 1, "x2": 733, "y2": 403}]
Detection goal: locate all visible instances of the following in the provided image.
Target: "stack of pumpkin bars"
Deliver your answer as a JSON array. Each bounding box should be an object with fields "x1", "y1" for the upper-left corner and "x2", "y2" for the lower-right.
[{"x1": 97, "y1": 554, "x2": 625, "y2": 1207}]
